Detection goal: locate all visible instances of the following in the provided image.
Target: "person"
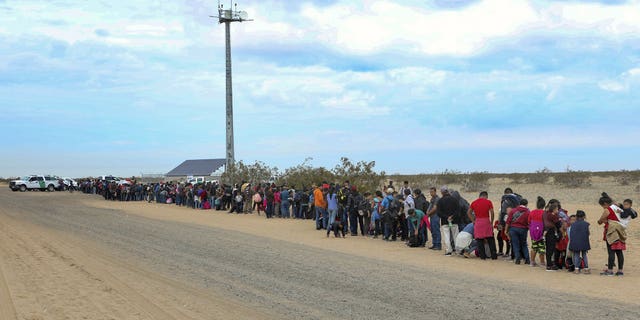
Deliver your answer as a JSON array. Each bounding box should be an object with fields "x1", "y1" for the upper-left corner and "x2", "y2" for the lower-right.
[
  {"x1": 620, "y1": 199, "x2": 638, "y2": 227},
  {"x1": 280, "y1": 187, "x2": 291, "y2": 219},
  {"x1": 371, "y1": 191, "x2": 384, "y2": 238},
  {"x1": 348, "y1": 186, "x2": 365, "y2": 236},
  {"x1": 313, "y1": 184, "x2": 327, "y2": 229},
  {"x1": 597, "y1": 193, "x2": 627, "y2": 276},
  {"x1": 253, "y1": 190, "x2": 262, "y2": 215},
  {"x1": 426, "y1": 187, "x2": 442, "y2": 250},
  {"x1": 402, "y1": 188, "x2": 415, "y2": 242},
  {"x1": 339, "y1": 181, "x2": 351, "y2": 234},
  {"x1": 326, "y1": 187, "x2": 339, "y2": 237},
  {"x1": 407, "y1": 208, "x2": 426, "y2": 247},
  {"x1": 413, "y1": 189, "x2": 429, "y2": 245},
  {"x1": 455, "y1": 223, "x2": 477, "y2": 258},
  {"x1": 499, "y1": 188, "x2": 520, "y2": 259},
  {"x1": 399, "y1": 181, "x2": 412, "y2": 199},
  {"x1": 329, "y1": 211, "x2": 346, "y2": 238},
  {"x1": 528, "y1": 197, "x2": 547, "y2": 267},
  {"x1": 505, "y1": 199, "x2": 531, "y2": 265},
  {"x1": 544, "y1": 203, "x2": 561, "y2": 271},
  {"x1": 381, "y1": 188, "x2": 399, "y2": 241},
  {"x1": 569, "y1": 210, "x2": 591, "y2": 274},
  {"x1": 433, "y1": 186, "x2": 460, "y2": 256},
  {"x1": 468, "y1": 191, "x2": 497, "y2": 260}
]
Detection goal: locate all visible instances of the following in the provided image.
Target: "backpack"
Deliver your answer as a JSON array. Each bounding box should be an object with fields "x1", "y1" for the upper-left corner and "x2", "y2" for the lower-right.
[
  {"x1": 357, "y1": 196, "x2": 370, "y2": 216},
  {"x1": 294, "y1": 191, "x2": 302, "y2": 203},
  {"x1": 407, "y1": 234, "x2": 420, "y2": 247},
  {"x1": 388, "y1": 197, "x2": 400, "y2": 215},
  {"x1": 338, "y1": 188, "x2": 349, "y2": 204}
]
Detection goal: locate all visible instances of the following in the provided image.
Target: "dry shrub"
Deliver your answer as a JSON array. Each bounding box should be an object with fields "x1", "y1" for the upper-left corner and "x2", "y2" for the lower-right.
[
  {"x1": 437, "y1": 169, "x2": 463, "y2": 185},
  {"x1": 635, "y1": 185, "x2": 640, "y2": 193},
  {"x1": 462, "y1": 172, "x2": 490, "y2": 192},
  {"x1": 554, "y1": 169, "x2": 592, "y2": 188},
  {"x1": 507, "y1": 173, "x2": 527, "y2": 184},
  {"x1": 614, "y1": 170, "x2": 640, "y2": 186},
  {"x1": 526, "y1": 168, "x2": 552, "y2": 184}
]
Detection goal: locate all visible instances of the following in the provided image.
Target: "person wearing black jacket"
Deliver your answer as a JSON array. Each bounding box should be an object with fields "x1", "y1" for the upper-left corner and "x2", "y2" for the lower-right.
[
  {"x1": 434, "y1": 186, "x2": 460, "y2": 256},
  {"x1": 413, "y1": 189, "x2": 429, "y2": 246}
]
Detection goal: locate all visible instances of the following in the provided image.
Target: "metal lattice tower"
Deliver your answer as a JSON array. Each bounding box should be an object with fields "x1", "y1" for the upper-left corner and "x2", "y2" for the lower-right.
[{"x1": 213, "y1": 1, "x2": 251, "y2": 171}]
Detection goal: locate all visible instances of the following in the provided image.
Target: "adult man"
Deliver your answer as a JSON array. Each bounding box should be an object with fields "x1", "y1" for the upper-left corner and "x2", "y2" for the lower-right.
[
  {"x1": 407, "y1": 208, "x2": 426, "y2": 247},
  {"x1": 338, "y1": 181, "x2": 351, "y2": 234},
  {"x1": 468, "y1": 191, "x2": 498, "y2": 260},
  {"x1": 399, "y1": 181, "x2": 412, "y2": 198},
  {"x1": 426, "y1": 187, "x2": 442, "y2": 250},
  {"x1": 381, "y1": 188, "x2": 399, "y2": 241},
  {"x1": 413, "y1": 189, "x2": 429, "y2": 246},
  {"x1": 499, "y1": 188, "x2": 521, "y2": 259},
  {"x1": 402, "y1": 189, "x2": 415, "y2": 242},
  {"x1": 314, "y1": 183, "x2": 328, "y2": 229},
  {"x1": 348, "y1": 186, "x2": 365, "y2": 236},
  {"x1": 432, "y1": 186, "x2": 460, "y2": 255}
]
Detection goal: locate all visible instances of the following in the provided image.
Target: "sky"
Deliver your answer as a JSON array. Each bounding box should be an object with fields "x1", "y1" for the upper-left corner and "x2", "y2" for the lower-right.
[{"x1": 1, "y1": 0, "x2": 639, "y2": 178}]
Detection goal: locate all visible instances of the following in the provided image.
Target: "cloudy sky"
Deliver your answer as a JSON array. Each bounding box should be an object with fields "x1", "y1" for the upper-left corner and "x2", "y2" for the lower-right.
[{"x1": 1, "y1": 0, "x2": 639, "y2": 178}]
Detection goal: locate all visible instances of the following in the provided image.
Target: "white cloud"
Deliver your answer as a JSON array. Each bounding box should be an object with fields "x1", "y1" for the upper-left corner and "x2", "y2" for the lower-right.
[
  {"x1": 598, "y1": 66, "x2": 640, "y2": 92},
  {"x1": 485, "y1": 91, "x2": 496, "y2": 101}
]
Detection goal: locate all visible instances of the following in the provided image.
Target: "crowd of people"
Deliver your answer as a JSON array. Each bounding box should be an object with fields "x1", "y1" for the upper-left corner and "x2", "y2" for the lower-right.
[{"x1": 78, "y1": 178, "x2": 637, "y2": 276}]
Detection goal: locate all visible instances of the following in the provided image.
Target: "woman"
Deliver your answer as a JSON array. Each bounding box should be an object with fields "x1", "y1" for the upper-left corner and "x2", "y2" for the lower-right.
[
  {"x1": 597, "y1": 193, "x2": 627, "y2": 276},
  {"x1": 543, "y1": 203, "x2": 560, "y2": 271}
]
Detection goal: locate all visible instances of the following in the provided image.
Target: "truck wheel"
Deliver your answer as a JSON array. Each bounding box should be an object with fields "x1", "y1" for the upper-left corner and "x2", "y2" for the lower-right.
[
  {"x1": 47, "y1": 184, "x2": 55, "y2": 192},
  {"x1": 20, "y1": 185, "x2": 27, "y2": 192}
]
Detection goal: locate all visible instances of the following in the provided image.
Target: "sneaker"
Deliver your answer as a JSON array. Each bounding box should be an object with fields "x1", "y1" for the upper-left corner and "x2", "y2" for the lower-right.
[
  {"x1": 615, "y1": 271, "x2": 624, "y2": 276},
  {"x1": 600, "y1": 270, "x2": 614, "y2": 276},
  {"x1": 546, "y1": 266, "x2": 558, "y2": 272},
  {"x1": 583, "y1": 269, "x2": 591, "y2": 275},
  {"x1": 445, "y1": 252, "x2": 453, "y2": 256},
  {"x1": 515, "y1": 260, "x2": 521, "y2": 265}
]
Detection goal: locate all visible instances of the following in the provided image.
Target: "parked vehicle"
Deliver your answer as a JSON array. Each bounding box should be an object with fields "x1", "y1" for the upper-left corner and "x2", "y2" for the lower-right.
[{"x1": 9, "y1": 175, "x2": 62, "y2": 192}]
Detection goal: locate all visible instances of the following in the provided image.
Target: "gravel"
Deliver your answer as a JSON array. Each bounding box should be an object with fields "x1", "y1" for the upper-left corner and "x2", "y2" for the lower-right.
[{"x1": 2, "y1": 190, "x2": 638, "y2": 320}]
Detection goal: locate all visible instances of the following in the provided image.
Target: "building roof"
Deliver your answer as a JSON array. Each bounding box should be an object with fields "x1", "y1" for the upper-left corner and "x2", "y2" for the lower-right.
[{"x1": 166, "y1": 159, "x2": 226, "y2": 177}]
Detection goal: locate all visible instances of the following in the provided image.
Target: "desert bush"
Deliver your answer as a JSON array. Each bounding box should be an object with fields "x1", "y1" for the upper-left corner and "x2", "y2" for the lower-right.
[
  {"x1": 331, "y1": 157, "x2": 386, "y2": 193},
  {"x1": 526, "y1": 168, "x2": 552, "y2": 184},
  {"x1": 461, "y1": 171, "x2": 490, "y2": 192},
  {"x1": 221, "y1": 160, "x2": 278, "y2": 185},
  {"x1": 276, "y1": 157, "x2": 385, "y2": 193},
  {"x1": 507, "y1": 173, "x2": 527, "y2": 184},
  {"x1": 614, "y1": 170, "x2": 640, "y2": 186},
  {"x1": 553, "y1": 169, "x2": 592, "y2": 188},
  {"x1": 635, "y1": 185, "x2": 640, "y2": 193},
  {"x1": 436, "y1": 169, "x2": 463, "y2": 185}
]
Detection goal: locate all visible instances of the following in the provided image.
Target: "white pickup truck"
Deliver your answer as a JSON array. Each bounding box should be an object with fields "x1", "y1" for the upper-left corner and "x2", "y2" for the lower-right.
[{"x1": 9, "y1": 175, "x2": 62, "y2": 192}]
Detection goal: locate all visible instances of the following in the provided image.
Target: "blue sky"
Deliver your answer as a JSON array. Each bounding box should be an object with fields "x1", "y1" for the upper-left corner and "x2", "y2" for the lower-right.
[{"x1": 1, "y1": 0, "x2": 639, "y2": 178}]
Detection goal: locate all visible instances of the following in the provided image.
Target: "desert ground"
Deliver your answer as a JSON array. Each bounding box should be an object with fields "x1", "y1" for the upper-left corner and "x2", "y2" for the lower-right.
[{"x1": 0, "y1": 177, "x2": 638, "y2": 320}]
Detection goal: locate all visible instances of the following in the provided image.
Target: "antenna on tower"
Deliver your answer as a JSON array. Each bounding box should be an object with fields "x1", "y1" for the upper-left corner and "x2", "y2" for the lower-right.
[{"x1": 210, "y1": 2, "x2": 252, "y2": 172}]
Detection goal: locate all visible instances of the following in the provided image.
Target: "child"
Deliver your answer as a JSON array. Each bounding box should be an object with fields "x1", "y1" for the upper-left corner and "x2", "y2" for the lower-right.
[
  {"x1": 528, "y1": 196, "x2": 546, "y2": 267},
  {"x1": 494, "y1": 220, "x2": 510, "y2": 257},
  {"x1": 569, "y1": 210, "x2": 591, "y2": 274},
  {"x1": 565, "y1": 214, "x2": 577, "y2": 271},
  {"x1": 329, "y1": 213, "x2": 345, "y2": 238},
  {"x1": 620, "y1": 199, "x2": 638, "y2": 227}
]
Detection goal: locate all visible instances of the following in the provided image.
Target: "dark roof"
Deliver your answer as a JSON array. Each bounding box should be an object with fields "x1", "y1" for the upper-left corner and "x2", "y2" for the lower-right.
[{"x1": 166, "y1": 159, "x2": 226, "y2": 177}]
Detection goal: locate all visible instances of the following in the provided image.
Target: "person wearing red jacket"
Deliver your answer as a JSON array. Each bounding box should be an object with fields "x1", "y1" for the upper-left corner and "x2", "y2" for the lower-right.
[{"x1": 505, "y1": 199, "x2": 531, "y2": 265}]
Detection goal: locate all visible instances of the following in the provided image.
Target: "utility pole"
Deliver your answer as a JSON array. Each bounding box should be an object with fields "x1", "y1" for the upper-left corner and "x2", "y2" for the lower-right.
[{"x1": 214, "y1": 1, "x2": 251, "y2": 172}]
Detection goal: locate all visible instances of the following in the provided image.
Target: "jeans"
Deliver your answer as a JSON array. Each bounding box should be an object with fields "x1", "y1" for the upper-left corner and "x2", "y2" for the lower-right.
[
  {"x1": 509, "y1": 227, "x2": 530, "y2": 263},
  {"x1": 340, "y1": 207, "x2": 349, "y2": 233},
  {"x1": 266, "y1": 202, "x2": 273, "y2": 218},
  {"x1": 441, "y1": 223, "x2": 459, "y2": 254},
  {"x1": 316, "y1": 207, "x2": 327, "y2": 229},
  {"x1": 327, "y1": 209, "x2": 338, "y2": 227},
  {"x1": 281, "y1": 201, "x2": 290, "y2": 218},
  {"x1": 572, "y1": 250, "x2": 589, "y2": 270},
  {"x1": 430, "y1": 215, "x2": 441, "y2": 248},
  {"x1": 383, "y1": 214, "x2": 397, "y2": 240}
]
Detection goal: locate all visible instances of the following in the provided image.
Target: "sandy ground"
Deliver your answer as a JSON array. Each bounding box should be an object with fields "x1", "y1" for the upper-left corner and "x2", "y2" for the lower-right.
[{"x1": 0, "y1": 180, "x2": 638, "y2": 319}]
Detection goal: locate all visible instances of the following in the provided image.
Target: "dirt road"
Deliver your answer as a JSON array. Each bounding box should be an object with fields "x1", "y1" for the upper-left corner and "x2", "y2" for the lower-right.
[{"x1": 0, "y1": 188, "x2": 638, "y2": 319}]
